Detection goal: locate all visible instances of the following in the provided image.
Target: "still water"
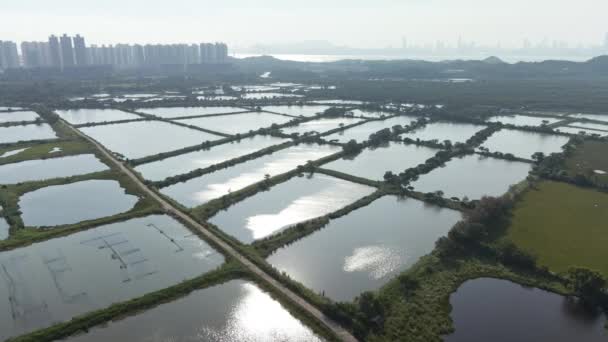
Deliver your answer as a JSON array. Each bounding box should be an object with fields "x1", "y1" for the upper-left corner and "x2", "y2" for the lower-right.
[
  {"x1": 176, "y1": 112, "x2": 293, "y2": 135},
  {"x1": 161, "y1": 144, "x2": 341, "y2": 208},
  {"x1": 0, "y1": 218, "x2": 8, "y2": 240},
  {"x1": 210, "y1": 174, "x2": 376, "y2": 243},
  {"x1": 486, "y1": 115, "x2": 561, "y2": 127},
  {"x1": 0, "y1": 111, "x2": 39, "y2": 123},
  {"x1": 20, "y1": 180, "x2": 139, "y2": 227},
  {"x1": 0, "y1": 124, "x2": 57, "y2": 144},
  {"x1": 55, "y1": 109, "x2": 140, "y2": 125},
  {"x1": 0, "y1": 154, "x2": 108, "y2": 184},
  {"x1": 135, "y1": 135, "x2": 288, "y2": 182},
  {"x1": 0, "y1": 215, "x2": 224, "y2": 340},
  {"x1": 268, "y1": 195, "x2": 461, "y2": 301},
  {"x1": 324, "y1": 142, "x2": 439, "y2": 181},
  {"x1": 281, "y1": 117, "x2": 363, "y2": 136},
  {"x1": 64, "y1": 280, "x2": 322, "y2": 342},
  {"x1": 446, "y1": 278, "x2": 607, "y2": 342},
  {"x1": 138, "y1": 107, "x2": 246, "y2": 119},
  {"x1": 557, "y1": 126, "x2": 608, "y2": 137},
  {"x1": 481, "y1": 129, "x2": 569, "y2": 159},
  {"x1": 569, "y1": 113, "x2": 608, "y2": 123},
  {"x1": 411, "y1": 154, "x2": 531, "y2": 200},
  {"x1": 241, "y1": 93, "x2": 303, "y2": 99},
  {"x1": 402, "y1": 122, "x2": 486, "y2": 144},
  {"x1": 263, "y1": 105, "x2": 332, "y2": 117},
  {"x1": 82, "y1": 121, "x2": 222, "y2": 159},
  {"x1": 324, "y1": 116, "x2": 417, "y2": 143}
]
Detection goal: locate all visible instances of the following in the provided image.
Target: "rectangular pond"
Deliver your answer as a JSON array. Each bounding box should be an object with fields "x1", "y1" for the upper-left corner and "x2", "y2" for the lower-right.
[
  {"x1": 64, "y1": 279, "x2": 322, "y2": 342},
  {"x1": 0, "y1": 214, "x2": 224, "y2": 341},
  {"x1": 568, "y1": 122, "x2": 608, "y2": 132},
  {"x1": 160, "y1": 143, "x2": 341, "y2": 208},
  {"x1": 20, "y1": 179, "x2": 139, "y2": 228},
  {"x1": 81, "y1": 121, "x2": 223, "y2": 160},
  {"x1": 55, "y1": 109, "x2": 141, "y2": 125},
  {"x1": 324, "y1": 142, "x2": 440, "y2": 181},
  {"x1": 135, "y1": 135, "x2": 288, "y2": 182},
  {"x1": 349, "y1": 109, "x2": 394, "y2": 118},
  {"x1": 281, "y1": 117, "x2": 363, "y2": 136},
  {"x1": 138, "y1": 106, "x2": 246, "y2": 119},
  {"x1": 411, "y1": 154, "x2": 531, "y2": 200},
  {"x1": 0, "y1": 154, "x2": 109, "y2": 185},
  {"x1": 323, "y1": 116, "x2": 418, "y2": 143},
  {"x1": 446, "y1": 278, "x2": 607, "y2": 342},
  {"x1": 263, "y1": 105, "x2": 332, "y2": 117},
  {"x1": 402, "y1": 122, "x2": 486, "y2": 144},
  {"x1": 0, "y1": 111, "x2": 39, "y2": 123},
  {"x1": 0, "y1": 124, "x2": 57, "y2": 144},
  {"x1": 486, "y1": 115, "x2": 561, "y2": 127},
  {"x1": 209, "y1": 173, "x2": 376, "y2": 243},
  {"x1": 268, "y1": 195, "x2": 461, "y2": 301},
  {"x1": 176, "y1": 112, "x2": 294, "y2": 135},
  {"x1": 481, "y1": 129, "x2": 569, "y2": 159}
]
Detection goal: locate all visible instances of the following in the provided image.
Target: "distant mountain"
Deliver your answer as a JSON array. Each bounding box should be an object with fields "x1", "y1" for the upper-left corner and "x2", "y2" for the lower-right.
[{"x1": 483, "y1": 56, "x2": 506, "y2": 64}]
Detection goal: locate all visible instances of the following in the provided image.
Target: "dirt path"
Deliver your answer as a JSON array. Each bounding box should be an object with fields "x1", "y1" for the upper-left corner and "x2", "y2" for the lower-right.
[{"x1": 68, "y1": 124, "x2": 358, "y2": 342}]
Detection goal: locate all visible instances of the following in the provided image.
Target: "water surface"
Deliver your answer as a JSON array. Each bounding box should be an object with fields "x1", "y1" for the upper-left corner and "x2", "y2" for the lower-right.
[
  {"x1": 55, "y1": 109, "x2": 140, "y2": 125},
  {"x1": 263, "y1": 105, "x2": 331, "y2": 117},
  {"x1": 0, "y1": 215, "x2": 224, "y2": 340},
  {"x1": 324, "y1": 116, "x2": 417, "y2": 143},
  {"x1": 210, "y1": 174, "x2": 376, "y2": 243},
  {"x1": 411, "y1": 155, "x2": 531, "y2": 200},
  {"x1": 569, "y1": 122, "x2": 608, "y2": 132},
  {"x1": 135, "y1": 135, "x2": 288, "y2": 181},
  {"x1": 161, "y1": 144, "x2": 341, "y2": 208},
  {"x1": 241, "y1": 93, "x2": 303, "y2": 99},
  {"x1": 176, "y1": 112, "x2": 294, "y2": 135},
  {"x1": 0, "y1": 111, "x2": 39, "y2": 123},
  {"x1": 569, "y1": 113, "x2": 608, "y2": 123},
  {"x1": 402, "y1": 122, "x2": 485, "y2": 144},
  {"x1": 65, "y1": 280, "x2": 322, "y2": 342},
  {"x1": 349, "y1": 109, "x2": 394, "y2": 118},
  {"x1": 557, "y1": 126, "x2": 608, "y2": 137},
  {"x1": 20, "y1": 180, "x2": 139, "y2": 227},
  {"x1": 0, "y1": 218, "x2": 8, "y2": 240},
  {"x1": 82, "y1": 121, "x2": 222, "y2": 159},
  {"x1": 281, "y1": 117, "x2": 363, "y2": 136},
  {"x1": 0, "y1": 154, "x2": 108, "y2": 184},
  {"x1": 482, "y1": 129, "x2": 569, "y2": 159},
  {"x1": 486, "y1": 115, "x2": 561, "y2": 127},
  {"x1": 446, "y1": 278, "x2": 607, "y2": 342},
  {"x1": 324, "y1": 142, "x2": 439, "y2": 181},
  {"x1": 139, "y1": 107, "x2": 246, "y2": 119},
  {"x1": 0, "y1": 124, "x2": 57, "y2": 144},
  {"x1": 268, "y1": 196, "x2": 460, "y2": 301}
]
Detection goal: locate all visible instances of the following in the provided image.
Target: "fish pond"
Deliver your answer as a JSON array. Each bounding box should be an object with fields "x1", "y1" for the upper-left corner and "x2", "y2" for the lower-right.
[
  {"x1": 411, "y1": 154, "x2": 531, "y2": 200},
  {"x1": 445, "y1": 278, "x2": 607, "y2": 342},
  {"x1": 0, "y1": 124, "x2": 57, "y2": 144},
  {"x1": 55, "y1": 109, "x2": 140, "y2": 125},
  {"x1": 160, "y1": 144, "x2": 341, "y2": 208},
  {"x1": 138, "y1": 106, "x2": 246, "y2": 119},
  {"x1": 0, "y1": 111, "x2": 39, "y2": 123},
  {"x1": 324, "y1": 116, "x2": 418, "y2": 143},
  {"x1": 0, "y1": 154, "x2": 108, "y2": 184},
  {"x1": 324, "y1": 142, "x2": 439, "y2": 181},
  {"x1": 81, "y1": 121, "x2": 222, "y2": 159},
  {"x1": 209, "y1": 174, "x2": 376, "y2": 243},
  {"x1": 135, "y1": 135, "x2": 288, "y2": 182},
  {"x1": 486, "y1": 115, "x2": 561, "y2": 127},
  {"x1": 177, "y1": 112, "x2": 293, "y2": 135},
  {"x1": 263, "y1": 105, "x2": 332, "y2": 117},
  {"x1": 281, "y1": 117, "x2": 363, "y2": 136},
  {"x1": 481, "y1": 129, "x2": 569, "y2": 159},
  {"x1": 0, "y1": 215, "x2": 224, "y2": 340},
  {"x1": 402, "y1": 122, "x2": 486, "y2": 144},
  {"x1": 19, "y1": 179, "x2": 139, "y2": 227},
  {"x1": 268, "y1": 195, "x2": 461, "y2": 301},
  {"x1": 64, "y1": 280, "x2": 322, "y2": 342}
]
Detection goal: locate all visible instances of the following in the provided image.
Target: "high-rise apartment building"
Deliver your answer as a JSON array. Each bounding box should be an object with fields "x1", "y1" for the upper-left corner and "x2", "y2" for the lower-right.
[
  {"x1": 0, "y1": 41, "x2": 20, "y2": 69},
  {"x1": 60, "y1": 34, "x2": 75, "y2": 67},
  {"x1": 48, "y1": 35, "x2": 62, "y2": 68},
  {"x1": 73, "y1": 34, "x2": 87, "y2": 66},
  {"x1": 21, "y1": 42, "x2": 51, "y2": 68}
]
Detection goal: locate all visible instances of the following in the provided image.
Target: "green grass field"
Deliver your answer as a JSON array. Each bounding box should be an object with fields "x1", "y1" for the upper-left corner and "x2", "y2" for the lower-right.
[
  {"x1": 565, "y1": 140, "x2": 608, "y2": 185},
  {"x1": 506, "y1": 181, "x2": 608, "y2": 276}
]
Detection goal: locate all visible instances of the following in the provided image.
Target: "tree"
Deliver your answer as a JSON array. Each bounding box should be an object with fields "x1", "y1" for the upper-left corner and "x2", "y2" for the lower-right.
[
  {"x1": 566, "y1": 267, "x2": 606, "y2": 304},
  {"x1": 531, "y1": 152, "x2": 545, "y2": 163},
  {"x1": 343, "y1": 139, "x2": 362, "y2": 155}
]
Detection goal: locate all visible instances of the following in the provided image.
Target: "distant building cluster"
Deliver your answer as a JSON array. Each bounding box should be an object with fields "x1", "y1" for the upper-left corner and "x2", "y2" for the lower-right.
[{"x1": 1, "y1": 34, "x2": 229, "y2": 70}]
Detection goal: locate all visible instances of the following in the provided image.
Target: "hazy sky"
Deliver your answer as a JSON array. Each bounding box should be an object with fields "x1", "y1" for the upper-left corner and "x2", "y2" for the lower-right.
[{"x1": 2, "y1": 0, "x2": 606, "y2": 48}]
